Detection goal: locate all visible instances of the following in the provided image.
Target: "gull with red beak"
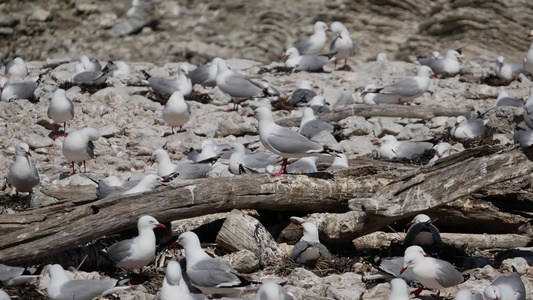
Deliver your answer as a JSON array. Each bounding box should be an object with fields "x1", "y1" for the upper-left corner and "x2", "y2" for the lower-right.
[
  {"x1": 107, "y1": 215, "x2": 167, "y2": 284},
  {"x1": 328, "y1": 21, "x2": 356, "y2": 71},
  {"x1": 7, "y1": 142, "x2": 40, "y2": 197},
  {"x1": 289, "y1": 218, "x2": 332, "y2": 263},
  {"x1": 450, "y1": 116, "x2": 487, "y2": 139},
  {"x1": 416, "y1": 50, "x2": 464, "y2": 75},
  {"x1": 47, "y1": 89, "x2": 75, "y2": 140},
  {"x1": 400, "y1": 245, "x2": 464, "y2": 299},
  {"x1": 96, "y1": 174, "x2": 168, "y2": 199},
  {"x1": 162, "y1": 91, "x2": 190, "y2": 134},
  {"x1": 373, "y1": 135, "x2": 433, "y2": 160},
  {"x1": 282, "y1": 47, "x2": 336, "y2": 72},
  {"x1": 295, "y1": 21, "x2": 329, "y2": 55},
  {"x1": 147, "y1": 148, "x2": 217, "y2": 180},
  {"x1": 62, "y1": 127, "x2": 100, "y2": 175},
  {"x1": 483, "y1": 269, "x2": 525, "y2": 300},
  {"x1": 404, "y1": 214, "x2": 442, "y2": 247},
  {"x1": 141, "y1": 64, "x2": 192, "y2": 96},
  {"x1": 291, "y1": 80, "x2": 319, "y2": 106},
  {"x1": 428, "y1": 142, "x2": 452, "y2": 166},
  {"x1": 495, "y1": 56, "x2": 528, "y2": 81}
]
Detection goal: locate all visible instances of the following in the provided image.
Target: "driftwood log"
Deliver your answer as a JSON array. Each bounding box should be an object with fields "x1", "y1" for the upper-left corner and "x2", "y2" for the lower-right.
[{"x1": 0, "y1": 144, "x2": 532, "y2": 265}]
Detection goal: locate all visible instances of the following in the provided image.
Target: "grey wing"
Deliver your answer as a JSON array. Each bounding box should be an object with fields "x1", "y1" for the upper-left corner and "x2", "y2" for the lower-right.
[
  {"x1": 418, "y1": 58, "x2": 445, "y2": 73},
  {"x1": 175, "y1": 162, "x2": 211, "y2": 180},
  {"x1": 282, "y1": 292, "x2": 294, "y2": 300},
  {"x1": 149, "y1": 77, "x2": 177, "y2": 95},
  {"x1": 296, "y1": 37, "x2": 313, "y2": 55},
  {"x1": 379, "y1": 257, "x2": 417, "y2": 283},
  {"x1": 0, "y1": 264, "x2": 24, "y2": 281},
  {"x1": 243, "y1": 153, "x2": 281, "y2": 169},
  {"x1": 380, "y1": 78, "x2": 421, "y2": 97},
  {"x1": 189, "y1": 65, "x2": 210, "y2": 84},
  {"x1": 107, "y1": 239, "x2": 134, "y2": 262},
  {"x1": 87, "y1": 141, "x2": 95, "y2": 159},
  {"x1": 308, "y1": 242, "x2": 332, "y2": 260},
  {"x1": 467, "y1": 119, "x2": 485, "y2": 137},
  {"x1": 4, "y1": 59, "x2": 14, "y2": 72},
  {"x1": 290, "y1": 89, "x2": 316, "y2": 106},
  {"x1": 11, "y1": 82, "x2": 37, "y2": 99},
  {"x1": 223, "y1": 75, "x2": 263, "y2": 98},
  {"x1": 298, "y1": 119, "x2": 334, "y2": 139},
  {"x1": 97, "y1": 181, "x2": 124, "y2": 199},
  {"x1": 510, "y1": 62, "x2": 528, "y2": 77},
  {"x1": 267, "y1": 126, "x2": 323, "y2": 154},
  {"x1": 289, "y1": 241, "x2": 309, "y2": 261},
  {"x1": 188, "y1": 260, "x2": 241, "y2": 287},
  {"x1": 396, "y1": 141, "x2": 433, "y2": 158},
  {"x1": 416, "y1": 56, "x2": 434, "y2": 66},
  {"x1": 496, "y1": 97, "x2": 523, "y2": 107},
  {"x1": 72, "y1": 71, "x2": 99, "y2": 84},
  {"x1": 434, "y1": 260, "x2": 463, "y2": 287},
  {"x1": 296, "y1": 55, "x2": 328, "y2": 72},
  {"x1": 60, "y1": 279, "x2": 116, "y2": 300}
]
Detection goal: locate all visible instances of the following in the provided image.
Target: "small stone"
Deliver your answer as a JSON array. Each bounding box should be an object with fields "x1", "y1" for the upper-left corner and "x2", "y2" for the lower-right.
[{"x1": 30, "y1": 190, "x2": 58, "y2": 207}]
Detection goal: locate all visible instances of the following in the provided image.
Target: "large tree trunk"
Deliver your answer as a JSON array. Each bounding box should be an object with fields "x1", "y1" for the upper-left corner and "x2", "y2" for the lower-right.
[{"x1": 0, "y1": 145, "x2": 531, "y2": 265}]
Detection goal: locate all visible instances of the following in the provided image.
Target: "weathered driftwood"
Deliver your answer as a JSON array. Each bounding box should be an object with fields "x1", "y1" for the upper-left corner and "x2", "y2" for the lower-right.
[
  {"x1": 352, "y1": 231, "x2": 531, "y2": 250},
  {"x1": 277, "y1": 104, "x2": 475, "y2": 127},
  {"x1": 0, "y1": 145, "x2": 531, "y2": 265}
]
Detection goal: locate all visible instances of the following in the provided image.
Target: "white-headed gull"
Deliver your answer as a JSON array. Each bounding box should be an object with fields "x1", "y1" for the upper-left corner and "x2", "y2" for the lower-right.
[
  {"x1": 47, "y1": 264, "x2": 129, "y2": 300},
  {"x1": 254, "y1": 281, "x2": 293, "y2": 300},
  {"x1": 47, "y1": 89, "x2": 75, "y2": 140},
  {"x1": 171, "y1": 231, "x2": 252, "y2": 297},
  {"x1": 0, "y1": 75, "x2": 41, "y2": 102},
  {"x1": 428, "y1": 142, "x2": 452, "y2": 165},
  {"x1": 289, "y1": 220, "x2": 331, "y2": 263},
  {"x1": 362, "y1": 84, "x2": 400, "y2": 105},
  {"x1": 189, "y1": 57, "x2": 223, "y2": 87},
  {"x1": 494, "y1": 90, "x2": 523, "y2": 107},
  {"x1": 417, "y1": 50, "x2": 463, "y2": 75},
  {"x1": 328, "y1": 21, "x2": 356, "y2": 71},
  {"x1": 308, "y1": 95, "x2": 331, "y2": 113},
  {"x1": 326, "y1": 153, "x2": 349, "y2": 171},
  {"x1": 161, "y1": 260, "x2": 198, "y2": 300},
  {"x1": 290, "y1": 80, "x2": 318, "y2": 106},
  {"x1": 363, "y1": 66, "x2": 436, "y2": 104},
  {"x1": 142, "y1": 64, "x2": 192, "y2": 96},
  {"x1": 388, "y1": 278, "x2": 410, "y2": 300},
  {"x1": 286, "y1": 156, "x2": 319, "y2": 173},
  {"x1": 495, "y1": 56, "x2": 527, "y2": 81},
  {"x1": 62, "y1": 127, "x2": 100, "y2": 174},
  {"x1": 373, "y1": 135, "x2": 433, "y2": 159},
  {"x1": 253, "y1": 107, "x2": 332, "y2": 175},
  {"x1": 523, "y1": 29, "x2": 533, "y2": 75},
  {"x1": 228, "y1": 142, "x2": 281, "y2": 175},
  {"x1": 5, "y1": 57, "x2": 28, "y2": 77},
  {"x1": 454, "y1": 290, "x2": 473, "y2": 300},
  {"x1": 7, "y1": 142, "x2": 40, "y2": 197},
  {"x1": 404, "y1": 214, "x2": 442, "y2": 247},
  {"x1": 450, "y1": 116, "x2": 486, "y2": 139},
  {"x1": 96, "y1": 174, "x2": 167, "y2": 199},
  {"x1": 523, "y1": 88, "x2": 533, "y2": 130},
  {"x1": 400, "y1": 246, "x2": 464, "y2": 298},
  {"x1": 215, "y1": 59, "x2": 268, "y2": 111},
  {"x1": 483, "y1": 270, "x2": 525, "y2": 300},
  {"x1": 107, "y1": 215, "x2": 166, "y2": 283},
  {"x1": 282, "y1": 47, "x2": 336, "y2": 72},
  {"x1": 148, "y1": 148, "x2": 216, "y2": 179},
  {"x1": 296, "y1": 21, "x2": 329, "y2": 55},
  {"x1": 71, "y1": 61, "x2": 115, "y2": 85},
  {"x1": 298, "y1": 107, "x2": 335, "y2": 139},
  {"x1": 513, "y1": 128, "x2": 533, "y2": 148},
  {"x1": 162, "y1": 91, "x2": 190, "y2": 134}
]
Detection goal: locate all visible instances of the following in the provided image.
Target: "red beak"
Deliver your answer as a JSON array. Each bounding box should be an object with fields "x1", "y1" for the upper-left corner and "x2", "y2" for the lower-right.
[
  {"x1": 313, "y1": 85, "x2": 319, "y2": 89},
  {"x1": 399, "y1": 267, "x2": 407, "y2": 275},
  {"x1": 432, "y1": 74, "x2": 438, "y2": 78},
  {"x1": 454, "y1": 122, "x2": 459, "y2": 126},
  {"x1": 169, "y1": 241, "x2": 179, "y2": 248},
  {"x1": 146, "y1": 158, "x2": 154, "y2": 166},
  {"x1": 327, "y1": 29, "x2": 332, "y2": 33},
  {"x1": 26, "y1": 151, "x2": 32, "y2": 157},
  {"x1": 156, "y1": 223, "x2": 166, "y2": 229},
  {"x1": 186, "y1": 74, "x2": 190, "y2": 79},
  {"x1": 372, "y1": 141, "x2": 380, "y2": 146},
  {"x1": 528, "y1": 34, "x2": 532, "y2": 38},
  {"x1": 325, "y1": 102, "x2": 331, "y2": 106},
  {"x1": 424, "y1": 254, "x2": 431, "y2": 257},
  {"x1": 438, "y1": 154, "x2": 442, "y2": 158},
  {"x1": 247, "y1": 113, "x2": 254, "y2": 118},
  {"x1": 282, "y1": 54, "x2": 289, "y2": 61},
  {"x1": 406, "y1": 221, "x2": 413, "y2": 226}
]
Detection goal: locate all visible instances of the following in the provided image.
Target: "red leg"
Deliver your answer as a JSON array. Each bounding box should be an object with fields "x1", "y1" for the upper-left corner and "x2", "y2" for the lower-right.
[
  {"x1": 62, "y1": 122, "x2": 67, "y2": 137},
  {"x1": 398, "y1": 98, "x2": 403, "y2": 105},
  {"x1": 270, "y1": 158, "x2": 288, "y2": 176},
  {"x1": 71, "y1": 162, "x2": 76, "y2": 175},
  {"x1": 51, "y1": 124, "x2": 61, "y2": 140},
  {"x1": 83, "y1": 161, "x2": 87, "y2": 173}
]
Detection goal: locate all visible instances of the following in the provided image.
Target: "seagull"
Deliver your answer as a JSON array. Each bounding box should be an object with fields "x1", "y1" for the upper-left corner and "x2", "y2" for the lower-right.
[
  {"x1": 450, "y1": 116, "x2": 486, "y2": 139},
  {"x1": 362, "y1": 84, "x2": 401, "y2": 105},
  {"x1": 142, "y1": 64, "x2": 192, "y2": 96},
  {"x1": 298, "y1": 107, "x2": 335, "y2": 139},
  {"x1": 7, "y1": 142, "x2": 40, "y2": 197},
  {"x1": 523, "y1": 88, "x2": 533, "y2": 130},
  {"x1": 495, "y1": 56, "x2": 527, "y2": 81},
  {"x1": 523, "y1": 29, "x2": 533, "y2": 75},
  {"x1": 282, "y1": 47, "x2": 336, "y2": 72},
  {"x1": 46, "y1": 264, "x2": 130, "y2": 300},
  {"x1": 427, "y1": 142, "x2": 452, "y2": 165},
  {"x1": 373, "y1": 135, "x2": 433, "y2": 160},
  {"x1": 289, "y1": 220, "x2": 332, "y2": 263},
  {"x1": 254, "y1": 281, "x2": 293, "y2": 300},
  {"x1": 290, "y1": 80, "x2": 318, "y2": 106},
  {"x1": 147, "y1": 148, "x2": 217, "y2": 180},
  {"x1": 253, "y1": 107, "x2": 333, "y2": 176},
  {"x1": 62, "y1": 127, "x2": 100, "y2": 175},
  {"x1": 189, "y1": 57, "x2": 223, "y2": 87},
  {"x1": 494, "y1": 90, "x2": 523, "y2": 107},
  {"x1": 362, "y1": 66, "x2": 436, "y2": 104},
  {"x1": 483, "y1": 270, "x2": 525, "y2": 300},
  {"x1": 296, "y1": 21, "x2": 329, "y2": 55},
  {"x1": 326, "y1": 153, "x2": 349, "y2": 171},
  {"x1": 47, "y1": 89, "x2": 75, "y2": 140},
  {"x1": 328, "y1": 21, "x2": 356, "y2": 71},
  {"x1": 400, "y1": 246, "x2": 464, "y2": 299},
  {"x1": 416, "y1": 50, "x2": 463, "y2": 74},
  {"x1": 96, "y1": 174, "x2": 167, "y2": 199},
  {"x1": 215, "y1": 59, "x2": 269, "y2": 111},
  {"x1": 404, "y1": 214, "x2": 442, "y2": 247},
  {"x1": 171, "y1": 231, "x2": 253, "y2": 297},
  {"x1": 107, "y1": 215, "x2": 166, "y2": 284},
  {"x1": 0, "y1": 75, "x2": 42, "y2": 102},
  {"x1": 161, "y1": 260, "x2": 199, "y2": 300},
  {"x1": 286, "y1": 156, "x2": 319, "y2": 173},
  {"x1": 162, "y1": 91, "x2": 190, "y2": 134},
  {"x1": 228, "y1": 142, "x2": 282, "y2": 175},
  {"x1": 5, "y1": 57, "x2": 28, "y2": 77},
  {"x1": 513, "y1": 128, "x2": 533, "y2": 148},
  {"x1": 71, "y1": 61, "x2": 116, "y2": 85},
  {"x1": 388, "y1": 278, "x2": 410, "y2": 300}
]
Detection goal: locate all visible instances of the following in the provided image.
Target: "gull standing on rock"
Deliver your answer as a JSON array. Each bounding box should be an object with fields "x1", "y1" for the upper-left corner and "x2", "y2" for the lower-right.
[
  {"x1": 523, "y1": 29, "x2": 533, "y2": 75},
  {"x1": 282, "y1": 47, "x2": 336, "y2": 72},
  {"x1": 189, "y1": 57, "x2": 223, "y2": 87},
  {"x1": 328, "y1": 21, "x2": 356, "y2": 71},
  {"x1": 107, "y1": 215, "x2": 166, "y2": 284},
  {"x1": 142, "y1": 64, "x2": 192, "y2": 96},
  {"x1": 495, "y1": 56, "x2": 527, "y2": 81},
  {"x1": 416, "y1": 50, "x2": 463, "y2": 75},
  {"x1": 0, "y1": 75, "x2": 42, "y2": 102},
  {"x1": 7, "y1": 142, "x2": 40, "y2": 197},
  {"x1": 253, "y1": 107, "x2": 332, "y2": 176},
  {"x1": 62, "y1": 127, "x2": 100, "y2": 174},
  {"x1": 400, "y1": 246, "x2": 464, "y2": 298},
  {"x1": 47, "y1": 89, "x2": 74, "y2": 140},
  {"x1": 388, "y1": 278, "x2": 410, "y2": 300},
  {"x1": 483, "y1": 269, "x2": 525, "y2": 300},
  {"x1": 289, "y1": 220, "x2": 332, "y2": 263},
  {"x1": 5, "y1": 57, "x2": 28, "y2": 77},
  {"x1": 228, "y1": 142, "x2": 282, "y2": 175},
  {"x1": 363, "y1": 66, "x2": 436, "y2": 105},
  {"x1": 296, "y1": 21, "x2": 329, "y2": 55},
  {"x1": 162, "y1": 91, "x2": 190, "y2": 134},
  {"x1": 404, "y1": 214, "x2": 442, "y2": 247},
  {"x1": 450, "y1": 116, "x2": 486, "y2": 139},
  {"x1": 290, "y1": 80, "x2": 318, "y2": 106},
  {"x1": 47, "y1": 264, "x2": 130, "y2": 300},
  {"x1": 373, "y1": 135, "x2": 433, "y2": 160}
]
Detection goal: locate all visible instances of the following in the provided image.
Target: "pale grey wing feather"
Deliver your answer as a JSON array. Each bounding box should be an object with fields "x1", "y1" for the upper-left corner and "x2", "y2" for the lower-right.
[
  {"x1": 242, "y1": 153, "x2": 281, "y2": 169},
  {"x1": 396, "y1": 141, "x2": 433, "y2": 158},
  {"x1": 434, "y1": 259, "x2": 463, "y2": 287},
  {"x1": 307, "y1": 242, "x2": 332, "y2": 260},
  {"x1": 496, "y1": 97, "x2": 523, "y2": 107},
  {"x1": 466, "y1": 119, "x2": 486, "y2": 137},
  {"x1": 87, "y1": 141, "x2": 95, "y2": 159},
  {"x1": 9, "y1": 82, "x2": 37, "y2": 99},
  {"x1": 0, "y1": 264, "x2": 24, "y2": 281},
  {"x1": 189, "y1": 65, "x2": 210, "y2": 85},
  {"x1": 299, "y1": 119, "x2": 334, "y2": 139},
  {"x1": 59, "y1": 279, "x2": 116, "y2": 300},
  {"x1": 148, "y1": 77, "x2": 177, "y2": 95},
  {"x1": 296, "y1": 55, "x2": 328, "y2": 72},
  {"x1": 380, "y1": 78, "x2": 421, "y2": 97},
  {"x1": 289, "y1": 241, "x2": 309, "y2": 261},
  {"x1": 267, "y1": 126, "x2": 323, "y2": 154},
  {"x1": 4, "y1": 59, "x2": 14, "y2": 72},
  {"x1": 223, "y1": 74, "x2": 263, "y2": 98},
  {"x1": 188, "y1": 259, "x2": 240, "y2": 287},
  {"x1": 96, "y1": 181, "x2": 125, "y2": 199},
  {"x1": 282, "y1": 292, "x2": 294, "y2": 300},
  {"x1": 72, "y1": 71, "x2": 100, "y2": 84},
  {"x1": 416, "y1": 56, "x2": 434, "y2": 65},
  {"x1": 508, "y1": 62, "x2": 528, "y2": 78},
  {"x1": 107, "y1": 239, "x2": 134, "y2": 262},
  {"x1": 290, "y1": 89, "x2": 316, "y2": 106},
  {"x1": 419, "y1": 58, "x2": 447, "y2": 74},
  {"x1": 379, "y1": 257, "x2": 417, "y2": 282},
  {"x1": 296, "y1": 37, "x2": 314, "y2": 55},
  {"x1": 175, "y1": 162, "x2": 212, "y2": 180}
]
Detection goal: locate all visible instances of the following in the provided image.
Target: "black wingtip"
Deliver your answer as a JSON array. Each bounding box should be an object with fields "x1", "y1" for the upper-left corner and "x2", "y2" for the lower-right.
[{"x1": 141, "y1": 70, "x2": 151, "y2": 80}]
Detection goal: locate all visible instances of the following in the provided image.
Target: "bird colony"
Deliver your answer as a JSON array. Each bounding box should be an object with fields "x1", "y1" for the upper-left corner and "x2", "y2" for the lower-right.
[{"x1": 1, "y1": 16, "x2": 533, "y2": 300}]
